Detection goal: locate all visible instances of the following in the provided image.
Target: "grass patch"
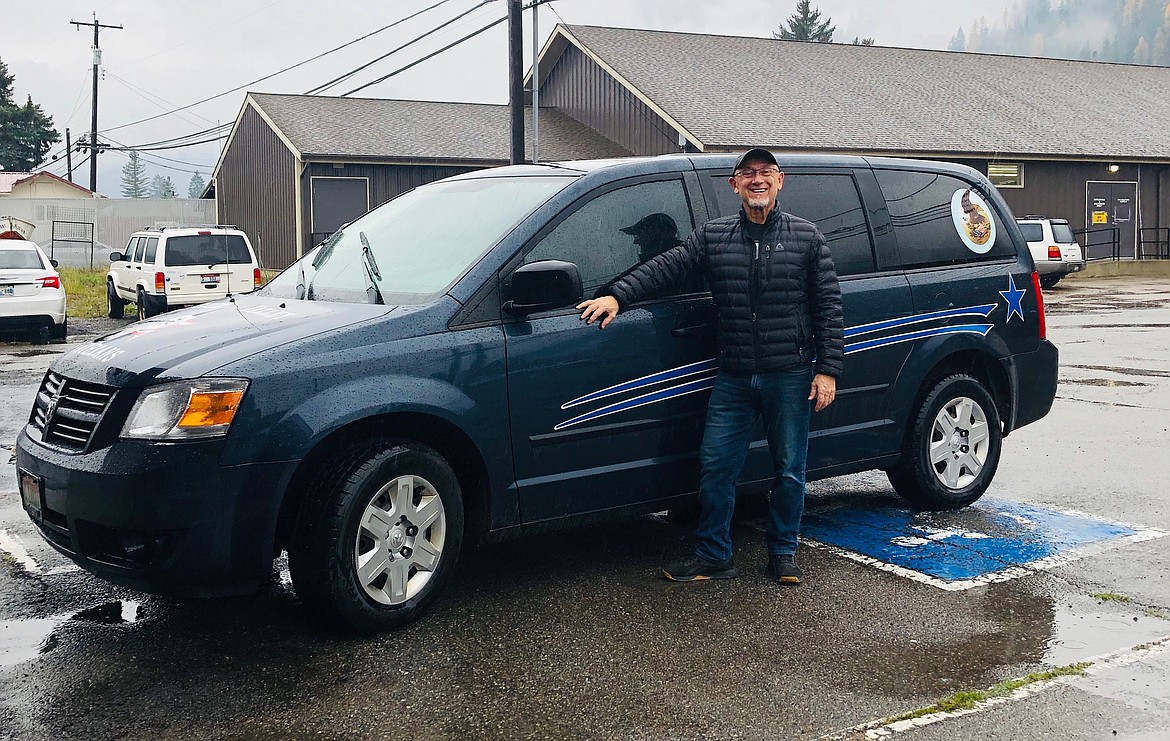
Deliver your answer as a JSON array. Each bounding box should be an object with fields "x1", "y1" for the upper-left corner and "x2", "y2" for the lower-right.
[
  {"x1": 60, "y1": 267, "x2": 109, "y2": 319},
  {"x1": 890, "y1": 662, "x2": 1091, "y2": 722},
  {"x1": 1142, "y1": 607, "x2": 1170, "y2": 620},
  {"x1": 1090, "y1": 592, "x2": 1131, "y2": 603}
]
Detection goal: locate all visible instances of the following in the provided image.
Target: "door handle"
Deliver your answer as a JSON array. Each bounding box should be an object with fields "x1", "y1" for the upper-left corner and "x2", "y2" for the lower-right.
[{"x1": 671, "y1": 323, "x2": 712, "y2": 337}]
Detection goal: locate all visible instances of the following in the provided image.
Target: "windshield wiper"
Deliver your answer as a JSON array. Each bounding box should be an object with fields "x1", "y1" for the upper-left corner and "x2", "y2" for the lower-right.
[{"x1": 359, "y1": 231, "x2": 384, "y2": 305}]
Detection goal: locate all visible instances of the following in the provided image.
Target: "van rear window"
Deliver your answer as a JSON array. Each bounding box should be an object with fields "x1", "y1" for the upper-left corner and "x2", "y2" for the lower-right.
[
  {"x1": 164, "y1": 235, "x2": 253, "y2": 266},
  {"x1": 1051, "y1": 223, "x2": 1076, "y2": 243},
  {"x1": 875, "y1": 170, "x2": 1016, "y2": 269}
]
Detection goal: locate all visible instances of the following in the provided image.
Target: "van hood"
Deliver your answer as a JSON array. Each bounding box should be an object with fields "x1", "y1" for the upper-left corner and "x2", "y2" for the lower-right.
[{"x1": 52, "y1": 295, "x2": 395, "y2": 387}]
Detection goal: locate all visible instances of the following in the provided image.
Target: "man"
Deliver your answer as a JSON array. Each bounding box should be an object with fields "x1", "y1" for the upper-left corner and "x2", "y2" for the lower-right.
[{"x1": 577, "y1": 148, "x2": 844, "y2": 585}]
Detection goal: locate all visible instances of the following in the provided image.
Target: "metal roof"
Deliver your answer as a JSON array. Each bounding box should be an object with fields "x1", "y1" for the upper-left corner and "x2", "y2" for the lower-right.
[
  {"x1": 246, "y1": 92, "x2": 630, "y2": 162},
  {"x1": 552, "y1": 24, "x2": 1170, "y2": 161}
]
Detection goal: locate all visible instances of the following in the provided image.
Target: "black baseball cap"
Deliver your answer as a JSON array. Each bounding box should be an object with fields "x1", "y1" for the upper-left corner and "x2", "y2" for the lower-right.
[{"x1": 732, "y1": 148, "x2": 778, "y2": 174}]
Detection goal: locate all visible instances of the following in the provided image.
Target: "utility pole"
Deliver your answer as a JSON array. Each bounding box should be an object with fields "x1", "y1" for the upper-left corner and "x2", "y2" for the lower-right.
[
  {"x1": 65, "y1": 128, "x2": 74, "y2": 183},
  {"x1": 507, "y1": 0, "x2": 523, "y2": 164},
  {"x1": 531, "y1": 0, "x2": 539, "y2": 163},
  {"x1": 70, "y1": 14, "x2": 122, "y2": 193}
]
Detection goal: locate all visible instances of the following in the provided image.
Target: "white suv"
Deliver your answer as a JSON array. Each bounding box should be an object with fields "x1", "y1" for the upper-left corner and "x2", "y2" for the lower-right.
[
  {"x1": 1015, "y1": 216, "x2": 1086, "y2": 289},
  {"x1": 107, "y1": 226, "x2": 261, "y2": 320}
]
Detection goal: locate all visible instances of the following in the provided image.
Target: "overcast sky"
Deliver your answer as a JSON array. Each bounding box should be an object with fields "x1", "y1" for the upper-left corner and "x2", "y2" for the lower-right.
[{"x1": 6, "y1": 0, "x2": 1012, "y2": 196}]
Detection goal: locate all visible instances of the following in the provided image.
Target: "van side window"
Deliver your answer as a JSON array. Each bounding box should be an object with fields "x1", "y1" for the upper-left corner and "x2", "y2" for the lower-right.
[
  {"x1": 144, "y1": 237, "x2": 158, "y2": 264},
  {"x1": 874, "y1": 169, "x2": 1016, "y2": 268},
  {"x1": 524, "y1": 179, "x2": 698, "y2": 299},
  {"x1": 707, "y1": 173, "x2": 875, "y2": 276}
]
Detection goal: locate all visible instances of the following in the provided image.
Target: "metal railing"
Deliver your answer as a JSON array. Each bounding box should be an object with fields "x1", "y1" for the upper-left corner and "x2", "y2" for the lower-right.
[
  {"x1": 1073, "y1": 226, "x2": 1121, "y2": 261},
  {"x1": 50, "y1": 220, "x2": 96, "y2": 268},
  {"x1": 1138, "y1": 227, "x2": 1170, "y2": 259}
]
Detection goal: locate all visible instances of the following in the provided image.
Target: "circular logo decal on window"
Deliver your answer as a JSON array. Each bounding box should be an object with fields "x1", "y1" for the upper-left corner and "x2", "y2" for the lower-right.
[{"x1": 951, "y1": 188, "x2": 996, "y2": 254}]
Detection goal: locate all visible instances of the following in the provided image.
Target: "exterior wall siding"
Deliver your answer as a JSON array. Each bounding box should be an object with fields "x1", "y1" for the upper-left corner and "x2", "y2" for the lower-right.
[
  {"x1": 298, "y1": 162, "x2": 480, "y2": 258},
  {"x1": 217, "y1": 106, "x2": 297, "y2": 269},
  {"x1": 540, "y1": 46, "x2": 680, "y2": 155}
]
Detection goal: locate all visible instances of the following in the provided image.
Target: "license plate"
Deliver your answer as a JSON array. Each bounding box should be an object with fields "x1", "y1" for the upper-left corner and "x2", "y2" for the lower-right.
[
  {"x1": 18, "y1": 469, "x2": 42, "y2": 522},
  {"x1": 201, "y1": 274, "x2": 220, "y2": 285},
  {"x1": 1, "y1": 285, "x2": 13, "y2": 296}
]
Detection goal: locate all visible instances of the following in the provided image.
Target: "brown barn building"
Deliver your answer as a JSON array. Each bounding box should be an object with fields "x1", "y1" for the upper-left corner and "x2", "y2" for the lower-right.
[{"x1": 214, "y1": 24, "x2": 1170, "y2": 269}]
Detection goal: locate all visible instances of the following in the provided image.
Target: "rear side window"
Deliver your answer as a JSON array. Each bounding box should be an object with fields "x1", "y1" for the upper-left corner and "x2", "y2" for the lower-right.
[
  {"x1": 1017, "y1": 223, "x2": 1043, "y2": 242},
  {"x1": 144, "y1": 237, "x2": 158, "y2": 264},
  {"x1": 875, "y1": 170, "x2": 1016, "y2": 269},
  {"x1": 131, "y1": 238, "x2": 147, "y2": 263},
  {"x1": 164, "y1": 235, "x2": 253, "y2": 267},
  {"x1": 0, "y1": 250, "x2": 45, "y2": 269},
  {"x1": 707, "y1": 172, "x2": 876, "y2": 276},
  {"x1": 1051, "y1": 223, "x2": 1075, "y2": 243}
]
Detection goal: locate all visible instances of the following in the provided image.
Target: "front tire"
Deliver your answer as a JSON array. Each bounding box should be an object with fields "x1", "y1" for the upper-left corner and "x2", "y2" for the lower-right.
[
  {"x1": 289, "y1": 439, "x2": 464, "y2": 634},
  {"x1": 107, "y1": 281, "x2": 125, "y2": 319},
  {"x1": 887, "y1": 374, "x2": 1002, "y2": 510}
]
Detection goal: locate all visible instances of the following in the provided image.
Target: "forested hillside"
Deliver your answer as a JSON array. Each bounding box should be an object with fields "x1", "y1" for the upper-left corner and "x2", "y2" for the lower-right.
[{"x1": 949, "y1": 0, "x2": 1170, "y2": 65}]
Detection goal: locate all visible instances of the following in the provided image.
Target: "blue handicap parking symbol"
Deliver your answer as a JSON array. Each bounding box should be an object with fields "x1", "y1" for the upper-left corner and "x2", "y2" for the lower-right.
[{"x1": 801, "y1": 497, "x2": 1166, "y2": 590}]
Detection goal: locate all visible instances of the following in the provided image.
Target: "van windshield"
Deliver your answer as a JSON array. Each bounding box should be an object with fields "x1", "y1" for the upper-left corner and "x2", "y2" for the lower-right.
[{"x1": 263, "y1": 175, "x2": 573, "y2": 304}]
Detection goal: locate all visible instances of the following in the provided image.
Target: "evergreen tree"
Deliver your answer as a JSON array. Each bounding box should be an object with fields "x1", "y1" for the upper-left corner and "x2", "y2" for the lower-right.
[
  {"x1": 120, "y1": 150, "x2": 148, "y2": 198},
  {"x1": 0, "y1": 58, "x2": 61, "y2": 171},
  {"x1": 1134, "y1": 35, "x2": 1152, "y2": 63},
  {"x1": 949, "y1": 28, "x2": 967, "y2": 51},
  {"x1": 773, "y1": 0, "x2": 836, "y2": 42},
  {"x1": 851, "y1": 37, "x2": 875, "y2": 46},
  {"x1": 149, "y1": 174, "x2": 176, "y2": 199},
  {"x1": 187, "y1": 172, "x2": 206, "y2": 198}
]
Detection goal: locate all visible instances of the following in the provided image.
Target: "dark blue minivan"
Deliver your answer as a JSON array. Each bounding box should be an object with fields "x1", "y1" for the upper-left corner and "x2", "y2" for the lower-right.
[{"x1": 16, "y1": 154, "x2": 1057, "y2": 633}]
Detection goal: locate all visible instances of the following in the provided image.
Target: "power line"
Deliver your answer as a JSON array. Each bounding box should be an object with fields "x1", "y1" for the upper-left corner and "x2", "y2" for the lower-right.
[
  {"x1": 308, "y1": 0, "x2": 492, "y2": 95},
  {"x1": 342, "y1": 11, "x2": 507, "y2": 96},
  {"x1": 98, "y1": 0, "x2": 458, "y2": 135}
]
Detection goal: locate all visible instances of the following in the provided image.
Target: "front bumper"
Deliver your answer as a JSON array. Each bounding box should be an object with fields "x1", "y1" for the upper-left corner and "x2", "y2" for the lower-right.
[{"x1": 15, "y1": 427, "x2": 298, "y2": 597}]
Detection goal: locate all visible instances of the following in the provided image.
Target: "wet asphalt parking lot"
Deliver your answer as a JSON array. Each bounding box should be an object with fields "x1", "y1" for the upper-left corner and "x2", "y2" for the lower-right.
[{"x1": 1, "y1": 276, "x2": 1168, "y2": 740}]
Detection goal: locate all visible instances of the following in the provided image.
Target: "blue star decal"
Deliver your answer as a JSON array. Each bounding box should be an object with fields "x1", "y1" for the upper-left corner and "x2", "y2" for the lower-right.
[{"x1": 999, "y1": 274, "x2": 1026, "y2": 323}]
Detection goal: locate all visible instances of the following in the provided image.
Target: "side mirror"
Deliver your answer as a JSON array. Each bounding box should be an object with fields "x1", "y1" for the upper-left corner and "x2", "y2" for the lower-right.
[
  {"x1": 109, "y1": 251, "x2": 124, "y2": 262},
  {"x1": 503, "y1": 259, "x2": 583, "y2": 316},
  {"x1": 49, "y1": 258, "x2": 59, "y2": 268}
]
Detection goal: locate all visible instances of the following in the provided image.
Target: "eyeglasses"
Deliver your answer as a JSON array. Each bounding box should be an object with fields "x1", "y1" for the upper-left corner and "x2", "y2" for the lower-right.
[{"x1": 734, "y1": 167, "x2": 780, "y2": 179}]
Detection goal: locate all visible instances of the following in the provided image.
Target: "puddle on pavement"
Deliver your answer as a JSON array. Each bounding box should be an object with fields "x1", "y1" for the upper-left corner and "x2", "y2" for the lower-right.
[
  {"x1": 1043, "y1": 593, "x2": 1170, "y2": 666},
  {"x1": 0, "y1": 600, "x2": 141, "y2": 669}
]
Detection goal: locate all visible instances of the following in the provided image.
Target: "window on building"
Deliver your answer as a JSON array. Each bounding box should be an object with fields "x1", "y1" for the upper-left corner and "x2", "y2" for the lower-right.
[
  {"x1": 523, "y1": 179, "x2": 698, "y2": 299},
  {"x1": 988, "y1": 162, "x2": 1023, "y2": 188},
  {"x1": 874, "y1": 169, "x2": 1016, "y2": 269}
]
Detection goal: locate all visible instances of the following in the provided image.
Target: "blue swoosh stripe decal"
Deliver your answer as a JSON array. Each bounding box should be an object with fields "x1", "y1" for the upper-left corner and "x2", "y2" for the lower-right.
[
  {"x1": 561, "y1": 357, "x2": 719, "y2": 409},
  {"x1": 845, "y1": 304, "x2": 996, "y2": 338},
  {"x1": 845, "y1": 324, "x2": 993, "y2": 354},
  {"x1": 554, "y1": 375, "x2": 717, "y2": 431}
]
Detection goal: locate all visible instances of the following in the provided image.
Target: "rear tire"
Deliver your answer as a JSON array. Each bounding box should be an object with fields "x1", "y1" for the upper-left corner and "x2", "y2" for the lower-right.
[
  {"x1": 887, "y1": 374, "x2": 1001, "y2": 510},
  {"x1": 1039, "y1": 275, "x2": 1061, "y2": 289},
  {"x1": 289, "y1": 439, "x2": 464, "y2": 634},
  {"x1": 50, "y1": 318, "x2": 67, "y2": 341},
  {"x1": 107, "y1": 281, "x2": 125, "y2": 319},
  {"x1": 136, "y1": 288, "x2": 157, "y2": 320}
]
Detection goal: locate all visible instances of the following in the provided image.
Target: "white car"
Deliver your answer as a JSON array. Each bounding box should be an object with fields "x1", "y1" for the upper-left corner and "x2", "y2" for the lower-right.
[
  {"x1": 0, "y1": 239, "x2": 67, "y2": 343},
  {"x1": 1015, "y1": 216, "x2": 1086, "y2": 289},
  {"x1": 107, "y1": 225, "x2": 261, "y2": 320}
]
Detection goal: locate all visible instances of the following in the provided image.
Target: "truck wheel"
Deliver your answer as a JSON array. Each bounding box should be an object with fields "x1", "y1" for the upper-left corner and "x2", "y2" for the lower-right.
[
  {"x1": 887, "y1": 374, "x2": 1001, "y2": 510},
  {"x1": 136, "y1": 288, "x2": 158, "y2": 320},
  {"x1": 107, "y1": 281, "x2": 125, "y2": 319},
  {"x1": 289, "y1": 439, "x2": 464, "y2": 634}
]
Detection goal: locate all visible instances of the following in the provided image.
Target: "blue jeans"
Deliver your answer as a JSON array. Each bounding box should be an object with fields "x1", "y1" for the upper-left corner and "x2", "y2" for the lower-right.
[{"x1": 693, "y1": 367, "x2": 813, "y2": 563}]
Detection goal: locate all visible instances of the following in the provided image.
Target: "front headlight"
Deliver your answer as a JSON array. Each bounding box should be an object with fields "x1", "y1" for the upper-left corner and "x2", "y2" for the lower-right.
[{"x1": 122, "y1": 378, "x2": 250, "y2": 440}]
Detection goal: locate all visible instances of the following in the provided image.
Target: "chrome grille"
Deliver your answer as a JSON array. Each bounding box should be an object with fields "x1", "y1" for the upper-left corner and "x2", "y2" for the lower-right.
[{"x1": 30, "y1": 371, "x2": 116, "y2": 452}]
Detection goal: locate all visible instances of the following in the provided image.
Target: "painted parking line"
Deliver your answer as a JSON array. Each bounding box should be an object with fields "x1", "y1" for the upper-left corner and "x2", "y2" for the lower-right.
[
  {"x1": 800, "y1": 498, "x2": 1167, "y2": 591},
  {"x1": 0, "y1": 528, "x2": 80, "y2": 575}
]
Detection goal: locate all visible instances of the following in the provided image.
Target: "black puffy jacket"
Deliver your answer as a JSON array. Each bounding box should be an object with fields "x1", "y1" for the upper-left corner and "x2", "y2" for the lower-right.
[{"x1": 607, "y1": 207, "x2": 844, "y2": 377}]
